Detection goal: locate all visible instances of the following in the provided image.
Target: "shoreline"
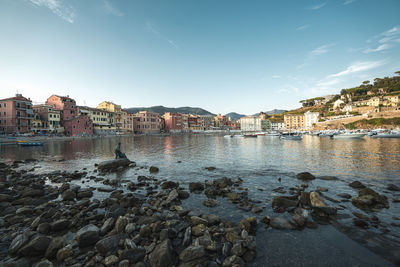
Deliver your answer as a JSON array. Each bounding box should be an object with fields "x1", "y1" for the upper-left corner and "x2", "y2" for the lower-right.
[{"x1": 0, "y1": 158, "x2": 399, "y2": 266}]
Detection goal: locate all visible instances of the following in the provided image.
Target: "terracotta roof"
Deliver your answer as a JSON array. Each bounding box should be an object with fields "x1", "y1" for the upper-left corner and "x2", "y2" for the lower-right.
[{"x1": 0, "y1": 95, "x2": 31, "y2": 102}]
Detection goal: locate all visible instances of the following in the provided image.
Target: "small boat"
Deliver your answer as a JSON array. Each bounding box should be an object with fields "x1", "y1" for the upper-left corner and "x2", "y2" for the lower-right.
[
  {"x1": 371, "y1": 132, "x2": 400, "y2": 138},
  {"x1": 18, "y1": 140, "x2": 44, "y2": 146},
  {"x1": 280, "y1": 134, "x2": 302, "y2": 140},
  {"x1": 265, "y1": 132, "x2": 281, "y2": 136},
  {"x1": 255, "y1": 132, "x2": 266, "y2": 136},
  {"x1": 224, "y1": 134, "x2": 234, "y2": 138},
  {"x1": 243, "y1": 134, "x2": 257, "y2": 138},
  {"x1": 333, "y1": 132, "x2": 366, "y2": 139}
]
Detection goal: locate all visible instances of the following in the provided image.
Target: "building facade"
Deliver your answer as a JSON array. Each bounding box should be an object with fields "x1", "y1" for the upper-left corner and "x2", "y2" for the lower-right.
[
  {"x1": 284, "y1": 114, "x2": 305, "y2": 130},
  {"x1": 33, "y1": 104, "x2": 62, "y2": 132},
  {"x1": 46, "y1": 95, "x2": 77, "y2": 121},
  {"x1": 63, "y1": 115, "x2": 93, "y2": 136},
  {"x1": 271, "y1": 122, "x2": 286, "y2": 131},
  {"x1": 97, "y1": 101, "x2": 122, "y2": 131},
  {"x1": 304, "y1": 111, "x2": 319, "y2": 129},
  {"x1": 240, "y1": 116, "x2": 262, "y2": 132},
  {"x1": 121, "y1": 110, "x2": 134, "y2": 133},
  {"x1": 78, "y1": 106, "x2": 116, "y2": 135},
  {"x1": 163, "y1": 112, "x2": 183, "y2": 132},
  {"x1": 135, "y1": 111, "x2": 162, "y2": 134},
  {"x1": 0, "y1": 94, "x2": 33, "y2": 134},
  {"x1": 199, "y1": 115, "x2": 215, "y2": 130}
]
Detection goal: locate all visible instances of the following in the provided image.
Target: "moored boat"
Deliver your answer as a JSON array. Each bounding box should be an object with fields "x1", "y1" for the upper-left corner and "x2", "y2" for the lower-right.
[
  {"x1": 18, "y1": 141, "x2": 44, "y2": 146},
  {"x1": 280, "y1": 134, "x2": 302, "y2": 140},
  {"x1": 243, "y1": 134, "x2": 257, "y2": 138},
  {"x1": 333, "y1": 132, "x2": 366, "y2": 139},
  {"x1": 371, "y1": 132, "x2": 400, "y2": 138}
]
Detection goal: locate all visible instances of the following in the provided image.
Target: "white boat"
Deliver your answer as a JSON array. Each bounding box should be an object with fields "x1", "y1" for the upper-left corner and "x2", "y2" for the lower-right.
[
  {"x1": 280, "y1": 134, "x2": 302, "y2": 140},
  {"x1": 265, "y1": 132, "x2": 281, "y2": 136},
  {"x1": 333, "y1": 132, "x2": 366, "y2": 139},
  {"x1": 371, "y1": 132, "x2": 400, "y2": 138}
]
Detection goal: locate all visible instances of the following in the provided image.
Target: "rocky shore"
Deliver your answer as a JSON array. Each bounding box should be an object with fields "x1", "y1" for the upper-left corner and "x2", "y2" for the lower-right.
[{"x1": 0, "y1": 160, "x2": 400, "y2": 266}]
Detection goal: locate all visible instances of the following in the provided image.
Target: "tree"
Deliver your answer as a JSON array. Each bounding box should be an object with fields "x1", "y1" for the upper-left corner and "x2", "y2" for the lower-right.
[
  {"x1": 362, "y1": 80, "x2": 370, "y2": 85},
  {"x1": 395, "y1": 71, "x2": 400, "y2": 76}
]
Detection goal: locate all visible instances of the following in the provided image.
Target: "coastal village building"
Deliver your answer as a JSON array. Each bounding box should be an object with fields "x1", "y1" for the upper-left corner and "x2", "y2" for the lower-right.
[
  {"x1": 271, "y1": 122, "x2": 286, "y2": 131},
  {"x1": 33, "y1": 104, "x2": 62, "y2": 133},
  {"x1": 0, "y1": 94, "x2": 33, "y2": 134},
  {"x1": 46, "y1": 95, "x2": 93, "y2": 136},
  {"x1": 188, "y1": 115, "x2": 202, "y2": 131},
  {"x1": 78, "y1": 106, "x2": 116, "y2": 135},
  {"x1": 214, "y1": 114, "x2": 227, "y2": 129},
  {"x1": 31, "y1": 114, "x2": 44, "y2": 132},
  {"x1": 97, "y1": 101, "x2": 122, "y2": 132},
  {"x1": 121, "y1": 110, "x2": 134, "y2": 133},
  {"x1": 240, "y1": 116, "x2": 261, "y2": 132},
  {"x1": 199, "y1": 115, "x2": 215, "y2": 130},
  {"x1": 163, "y1": 112, "x2": 183, "y2": 133},
  {"x1": 284, "y1": 114, "x2": 305, "y2": 130},
  {"x1": 135, "y1": 111, "x2": 162, "y2": 134},
  {"x1": 304, "y1": 111, "x2": 319, "y2": 129}
]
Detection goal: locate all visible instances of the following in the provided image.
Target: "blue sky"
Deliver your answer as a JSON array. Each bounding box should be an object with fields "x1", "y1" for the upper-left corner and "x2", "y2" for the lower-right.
[{"x1": 0, "y1": 0, "x2": 399, "y2": 114}]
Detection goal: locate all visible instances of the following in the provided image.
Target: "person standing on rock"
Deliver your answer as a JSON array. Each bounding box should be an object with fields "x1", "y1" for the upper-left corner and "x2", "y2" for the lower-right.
[{"x1": 114, "y1": 142, "x2": 127, "y2": 159}]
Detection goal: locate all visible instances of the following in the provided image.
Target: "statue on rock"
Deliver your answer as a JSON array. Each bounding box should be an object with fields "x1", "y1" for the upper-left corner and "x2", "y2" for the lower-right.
[{"x1": 115, "y1": 142, "x2": 127, "y2": 159}]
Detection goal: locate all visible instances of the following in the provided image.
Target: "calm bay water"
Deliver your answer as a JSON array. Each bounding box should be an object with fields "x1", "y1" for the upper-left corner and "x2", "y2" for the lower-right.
[{"x1": 1, "y1": 134, "x2": 400, "y2": 266}]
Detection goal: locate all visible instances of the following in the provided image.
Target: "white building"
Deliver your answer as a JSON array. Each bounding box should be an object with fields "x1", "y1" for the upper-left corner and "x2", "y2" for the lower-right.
[
  {"x1": 240, "y1": 116, "x2": 261, "y2": 132},
  {"x1": 271, "y1": 122, "x2": 286, "y2": 131},
  {"x1": 304, "y1": 111, "x2": 319, "y2": 129}
]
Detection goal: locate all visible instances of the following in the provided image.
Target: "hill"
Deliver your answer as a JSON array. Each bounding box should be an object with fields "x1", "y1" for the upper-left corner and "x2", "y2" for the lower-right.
[
  {"x1": 125, "y1": 105, "x2": 215, "y2": 116},
  {"x1": 225, "y1": 112, "x2": 246, "y2": 121},
  {"x1": 225, "y1": 109, "x2": 287, "y2": 121}
]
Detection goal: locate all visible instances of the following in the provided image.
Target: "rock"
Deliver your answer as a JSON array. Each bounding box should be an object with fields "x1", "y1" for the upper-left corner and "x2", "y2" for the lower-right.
[
  {"x1": 115, "y1": 216, "x2": 129, "y2": 233},
  {"x1": 104, "y1": 255, "x2": 119, "y2": 266},
  {"x1": 316, "y1": 186, "x2": 328, "y2": 192},
  {"x1": 243, "y1": 250, "x2": 257, "y2": 262},
  {"x1": 353, "y1": 218, "x2": 369, "y2": 228},
  {"x1": 192, "y1": 224, "x2": 206, "y2": 237},
  {"x1": 349, "y1": 181, "x2": 366, "y2": 189},
  {"x1": 296, "y1": 172, "x2": 315, "y2": 181},
  {"x1": 61, "y1": 189, "x2": 76, "y2": 201},
  {"x1": 310, "y1": 191, "x2": 326, "y2": 207},
  {"x1": 119, "y1": 260, "x2": 130, "y2": 267},
  {"x1": 34, "y1": 259, "x2": 54, "y2": 267},
  {"x1": 203, "y1": 199, "x2": 219, "y2": 207},
  {"x1": 198, "y1": 231, "x2": 217, "y2": 251},
  {"x1": 165, "y1": 189, "x2": 179, "y2": 205},
  {"x1": 148, "y1": 239, "x2": 173, "y2": 267},
  {"x1": 77, "y1": 190, "x2": 93, "y2": 199},
  {"x1": 387, "y1": 184, "x2": 400, "y2": 191},
  {"x1": 205, "y1": 166, "x2": 216, "y2": 171},
  {"x1": 45, "y1": 236, "x2": 65, "y2": 259},
  {"x1": 239, "y1": 217, "x2": 257, "y2": 235},
  {"x1": 222, "y1": 255, "x2": 245, "y2": 267},
  {"x1": 292, "y1": 208, "x2": 308, "y2": 228},
  {"x1": 100, "y1": 217, "x2": 115, "y2": 235},
  {"x1": 222, "y1": 242, "x2": 232, "y2": 257},
  {"x1": 56, "y1": 245, "x2": 73, "y2": 261},
  {"x1": 189, "y1": 182, "x2": 204, "y2": 192},
  {"x1": 352, "y1": 187, "x2": 389, "y2": 210},
  {"x1": 203, "y1": 214, "x2": 221, "y2": 225},
  {"x1": 300, "y1": 192, "x2": 311, "y2": 207},
  {"x1": 191, "y1": 216, "x2": 208, "y2": 226},
  {"x1": 161, "y1": 181, "x2": 179, "y2": 189},
  {"x1": 19, "y1": 235, "x2": 51, "y2": 257},
  {"x1": 179, "y1": 245, "x2": 205, "y2": 262},
  {"x1": 338, "y1": 193, "x2": 352, "y2": 199},
  {"x1": 76, "y1": 224, "x2": 99, "y2": 247},
  {"x1": 125, "y1": 223, "x2": 136, "y2": 234},
  {"x1": 98, "y1": 158, "x2": 131, "y2": 172},
  {"x1": 227, "y1": 192, "x2": 241, "y2": 203},
  {"x1": 272, "y1": 196, "x2": 298, "y2": 213},
  {"x1": 9, "y1": 232, "x2": 32, "y2": 255},
  {"x1": 270, "y1": 217, "x2": 296, "y2": 230},
  {"x1": 251, "y1": 206, "x2": 264, "y2": 213},
  {"x1": 37, "y1": 223, "x2": 50, "y2": 234},
  {"x1": 318, "y1": 176, "x2": 339, "y2": 181},
  {"x1": 178, "y1": 190, "x2": 190, "y2": 199},
  {"x1": 16, "y1": 206, "x2": 34, "y2": 215},
  {"x1": 149, "y1": 166, "x2": 159, "y2": 173},
  {"x1": 50, "y1": 219, "x2": 70, "y2": 232},
  {"x1": 182, "y1": 227, "x2": 192, "y2": 247},
  {"x1": 96, "y1": 234, "x2": 122, "y2": 256}
]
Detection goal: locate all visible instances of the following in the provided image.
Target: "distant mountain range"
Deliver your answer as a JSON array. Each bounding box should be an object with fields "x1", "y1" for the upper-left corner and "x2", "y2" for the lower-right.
[
  {"x1": 225, "y1": 109, "x2": 287, "y2": 121},
  {"x1": 125, "y1": 105, "x2": 215, "y2": 116}
]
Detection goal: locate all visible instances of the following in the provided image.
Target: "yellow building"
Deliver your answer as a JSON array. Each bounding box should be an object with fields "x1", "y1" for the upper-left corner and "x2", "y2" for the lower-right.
[
  {"x1": 284, "y1": 114, "x2": 305, "y2": 130},
  {"x1": 97, "y1": 101, "x2": 122, "y2": 131},
  {"x1": 78, "y1": 106, "x2": 116, "y2": 134},
  {"x1": 33, "y1": 104, "x2": 62, "y2": 132},
  {"x1": 121, "y1": 109, "x2": 134, "y2": 133}
]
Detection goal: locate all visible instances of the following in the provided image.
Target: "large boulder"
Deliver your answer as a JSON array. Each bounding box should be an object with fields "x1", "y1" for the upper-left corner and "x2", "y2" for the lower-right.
[
  {"x1": 189, "y1": 182, "x2": 204, "y2": 193},
  {"x1": 272, "y1": 196, "x2": 298, "y2": 213},
  {"x1": 19, "y1": 235, "x2": 51, "y2": 257},
  {"x1": 148, "y1": 239, "x2": 173, "y2": 267},
  {"x1": 76, "y1": 224, "x2": 99, "y2": 247},
  {"x1": 95, "y1": 234, "x2": 123, "y2": 256},
  {"x1": 269, "y1": 216, "x2": 296, "y2": 230},
  {"x1": 98, "y1": 159, "x2": 131, "y2": 172},
  {"x1": 179, "y1": 245, "x2": 205, "y2": 262},
  {"x1": 296, "y1": 172, "x2": 315, "y2": 181},
  {"x1": 310, "y1": 192, "x2": 326, "y2": 207},
  {"x1": 352, "y1": 188, "x2": 389, "y2": 210}
]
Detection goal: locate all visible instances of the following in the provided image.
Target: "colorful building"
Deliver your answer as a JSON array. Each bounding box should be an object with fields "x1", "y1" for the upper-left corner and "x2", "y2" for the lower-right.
[
  {"x1": 0, "y1": 94, "x2": 33, "y2": 134},
  {"x1": 304, "y1": 111, "x2": 319, "y2": 129},
  {"x1": 271, "y1": 122, "x2": 286, "y2": 131},
  {"x1": 284, "y1": 114, "x2": 305, "y2": 129},
  {"x1": 163, "y1": 112, "x2": 183, "y2": 132},
  {"x1": 63, "y1": 115, "x2": 93, "y2": 136},
  {"x1": 78, "y1": 106, "x2": 116, "y2": 135},
  {"x1": 240, "y1": 116, "x2": 262, "y2": 132},
  {"x1": 135, "y1": 111, "x2": 162, "y2": 134},
  {"x1": 97, "y1": 101, "x2": 122, "y2": 131},
  {"x1": 199, "y1": 115, "x2": 215, "y2": 130},
  {"x1": 121, "y1": 110, "x2": 134, "y2": 133},
  {"x1": 46, "y1": 95, "x2": 77, "y2": 121},
  {"x1": 188, "y1": 114, "x2": 203, "y2": 131},
  {"x1": 33, "y1": 104, "x2": 62, "y2": 133}
]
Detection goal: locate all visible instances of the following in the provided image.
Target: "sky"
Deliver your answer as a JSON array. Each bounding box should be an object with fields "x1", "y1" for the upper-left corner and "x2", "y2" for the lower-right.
[{"x1": 0, "y1": 0, "x2": 400, "y2": 115}]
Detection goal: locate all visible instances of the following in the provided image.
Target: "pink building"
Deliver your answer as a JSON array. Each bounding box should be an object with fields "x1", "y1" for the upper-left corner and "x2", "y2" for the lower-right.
[
  {"x1": 46, "y1": 95, "x2": 77, "y2": 121},
  {"x1": 63, "y1": 115, "x2": 93, "y2": 136},
  {"x1": 163, "y1": 112, "x2": 183, "y2": 132},
  {"x1": 46, "y1": 94, "x2": 93, "y2": 136},
  {"x1": 0, "y1": 94, "x2": 33, "y2": 134},
  {"x1": 135, "y1": 111, "x2": 162, "y2": 134}
]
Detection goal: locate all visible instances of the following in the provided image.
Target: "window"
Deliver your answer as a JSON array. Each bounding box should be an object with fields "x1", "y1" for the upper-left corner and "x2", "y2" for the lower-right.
[
  {"x1": 0, "y1": 103, "x2": 1, "y2": 108},
  {"x1": 4, "y1": 112, "x2": 6, "y2": 115},
  {"x1": 73, "y1": 125, "x2": 76, "y2": 129},
  {"x1": 4, "y1": 103, "x2": 6, "y2": 107}
]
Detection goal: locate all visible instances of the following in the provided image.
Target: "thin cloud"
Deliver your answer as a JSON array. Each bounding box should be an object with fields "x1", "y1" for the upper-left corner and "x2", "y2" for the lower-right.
[
  {"x1": 317, "y1": 78, "x2": 340, "y2": 87},
  {"x1": 296, "y1": 24, "x2": 310, "y2": 31},
  {"x1": 272, "y1": 75, "x2": 282, "y2": 79},
  {"x1": 363, "y1": 44, "x2": 391, "y2": 53},
  {"x1": 306, "y1": 3, "x2": 326, "y2": 10},
  {"x1": 29, "y1": 0, "x2": 75, "y2": 23},
  {"x1": 329, "y1": 61, "x2": 386, "y2": 78},
  {"x1": 343, "y1": 0, "x2": 356, "y2": 5},
  {"x1": 310, "y1": 44, "x2": 333, "y2": 56},
  {"x1": 103, "y1": 0, "x2": 124, "y2": 17},
  {"x1": 382, "y1": 25, "x2": 400, "y2": 37},
  {"x1": 146, "y1": 21, "x2": 179, "y2": 49}
]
